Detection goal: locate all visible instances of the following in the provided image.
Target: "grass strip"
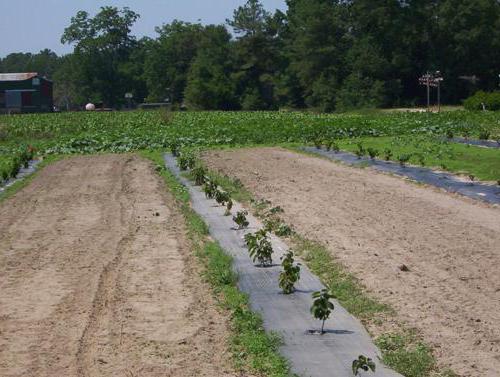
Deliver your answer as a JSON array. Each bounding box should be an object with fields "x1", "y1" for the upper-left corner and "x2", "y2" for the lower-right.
[
  {"x1": 140, "y1": 150, "x2": 291, "y2": 377},
  {"x1": 200, "y1": 158, "x2": 456, "y2": 377}
]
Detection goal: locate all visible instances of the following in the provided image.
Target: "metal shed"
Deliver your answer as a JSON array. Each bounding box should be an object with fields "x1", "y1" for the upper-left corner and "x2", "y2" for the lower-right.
[{"x1": 0, "y1": 73, "x2": 53, "y2": 114}]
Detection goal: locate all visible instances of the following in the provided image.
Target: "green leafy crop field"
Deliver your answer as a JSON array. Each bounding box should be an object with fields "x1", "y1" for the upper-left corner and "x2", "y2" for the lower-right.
[{"x1": 1, "y1": 110, "x2": 499, "y2": 182}]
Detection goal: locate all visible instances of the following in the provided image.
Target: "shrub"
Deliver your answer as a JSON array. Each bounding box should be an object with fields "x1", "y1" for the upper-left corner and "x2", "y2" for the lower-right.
[
  {"x1": 192, "y1": 165, "x2": 207, "y2": 185},
  {"x1": 310, "y1": 289, "x2": 335, "y2": 334},
  {"x1": 464, "y1": 91, "x2": 500, "y2": 111},
  {"x1": 233, "y1": 210, "x2": 249, "y2": 229},
  {"x1": 244, "y1": 229, "x2": 273, "y2": 267},
  {"x1": 367, "y1": 147, "x2": 379, "y2": 160},
  {"x1": 279, "y1": 250, "x2": 301, "y2": 294},
  {"x1": 352, "y1": 355, "x2": 376, "y2": 376}
]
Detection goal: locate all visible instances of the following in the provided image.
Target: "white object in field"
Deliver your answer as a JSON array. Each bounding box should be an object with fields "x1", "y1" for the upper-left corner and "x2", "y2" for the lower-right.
[{"x1": 85, "y1": 103, "x2": 96, "y2": 111}]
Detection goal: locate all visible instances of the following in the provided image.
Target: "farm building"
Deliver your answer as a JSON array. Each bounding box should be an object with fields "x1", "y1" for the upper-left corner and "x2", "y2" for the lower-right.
[{"x1": 0, "y1": 73, "x2": 53, "y2": 114}]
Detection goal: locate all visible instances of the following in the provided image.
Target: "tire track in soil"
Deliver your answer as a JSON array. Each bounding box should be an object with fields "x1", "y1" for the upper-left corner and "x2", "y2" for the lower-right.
[{"x1": 0, "y1": 155, "x2": 236, "y2": 377}]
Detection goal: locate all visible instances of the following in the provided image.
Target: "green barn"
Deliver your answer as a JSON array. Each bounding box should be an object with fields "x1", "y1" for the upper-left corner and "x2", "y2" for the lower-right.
[{"x1": 0, "y1": 73, "x2": 53, "y2": 114}]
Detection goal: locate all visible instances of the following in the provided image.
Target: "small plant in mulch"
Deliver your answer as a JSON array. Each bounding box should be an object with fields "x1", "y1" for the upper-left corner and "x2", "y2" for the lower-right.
[
  {"x1": 478, "y1": 129, "x2": 491, "y2": 140},
  {"x1": 215, "y1": 189, "x2": 231, "y2": 206},
  {"x1": 244, "y1": 229, "x2": 273, "y2": 267},
  {"x1": 367, "y1": 147, "x2": 379, "y2": 160},
  {"x1": 383, "y1": 148, "x2": 393, "y2": 161},
  {"x1": 170, "y1": 142, "x2": 180, "y2": 157},
  {"x1": 279, "y1": 250, "x2": 301, "y2": 294},
  {"x1": 352, "y1": 355, "x2": 376, "y2": 376},
  {"x1": 192, "y1": 165, "x2": 207, "y2": 186},
  {"x1": 310, "y1": 289, "x2": 335, "y2": 334},
  {"x1": 468, "y1": 174, "x2": 475, "y2": 185},
  {"x1": 332, "y1": 142, "x2": 340, "y2": 153},
  {"x1": 233, "y1": 210, "x2": 249, "y2": 229},
  {"x1": 355, "y1": 143, "x2": 366, "y2": 159},
  {"x1": 178, "y1": 152, "x2": 196, "y2": 171},
  {"x1": 224, "y1": 199, "x2": 233, "y2": 216},
  {"x1": 397, "y1": 153, "x2": 411, "y2": 167},
  {"x1": 203, "y1": 179, "x2": 218, "y2": 199}
]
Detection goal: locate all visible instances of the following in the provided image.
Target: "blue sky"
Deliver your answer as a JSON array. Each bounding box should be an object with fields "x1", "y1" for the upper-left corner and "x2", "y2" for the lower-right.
[{"x1": 0, "y1": 0, "x2": 287, "y2": 57}]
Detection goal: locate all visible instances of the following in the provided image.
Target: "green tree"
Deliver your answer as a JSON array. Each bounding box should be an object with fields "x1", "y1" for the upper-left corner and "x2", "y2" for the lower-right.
[
  {"x1": 228, "y1": 0, "x2": 284, "y2": 110},
  {"x1": 144, "y1": 21, "x2": 204, "y2": 104},
  {"x1": 61, "y1": 6, "x2": 140, "y2": 107},
  {"x1": 184, "y1": 25, "x2": 237, "y2": 110}
]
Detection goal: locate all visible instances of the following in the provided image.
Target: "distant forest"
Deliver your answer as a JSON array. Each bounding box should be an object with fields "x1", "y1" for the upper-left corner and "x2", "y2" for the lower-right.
[{"x1": 1, "y1": 0, "x2": 499, "y2": 111}]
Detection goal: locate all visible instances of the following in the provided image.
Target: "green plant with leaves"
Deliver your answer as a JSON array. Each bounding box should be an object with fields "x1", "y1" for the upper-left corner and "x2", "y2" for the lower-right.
[
  {"x1": 478, "y1": 129, "x2": 490, "y2": 140},
  {"x1": 314, "y1": 138, "x2": 323, "y2": 149},
  {"x1": 332, "y1": 142, "x2": 340, "y2": 153},
  {"x1": 383, "y1": 148, "x2": 393, "y2": 161},
  {"x1": 310, "y1": 289, "x2": 335, "y2": 334},
  {"x1": 352, "y1": 355, "x2": 376, "y2": 376},
  {"x1": 397, "y1": 153, "x2": 411, "y2": 167},
  {"x1": 170, "y1": 143, "x2": 180, "y2": 157},
  {"x1": 233, "y1": 210, "x2": 249, "y2": 229},
  {"x1": 279, "y1": 250, "x2": 301, "y2": 294},
  {"x1": 215, "y1": 189, "x2": 231, "y2": 206},
  {"x1": 355, "y1": 143, "x2": 366, "y2": 159},
  {"x1": 244, "y1": 229, "x2": 273, "y2": 267},
  {"x1": 225, "y1": 199, "x2": 233, "y2": 216},
  {"x1": 192, "y1": 165, "x2": 207, "y2": 186},
  {"x1": 203, "y1": 179, "x2": 218, "y2": 199},
  {"x1": 367, "y1": 147, "x2": 379, "y2": 160},
  {"x1": 178, "y1": 152, "x2": 196, "y2": 170}
]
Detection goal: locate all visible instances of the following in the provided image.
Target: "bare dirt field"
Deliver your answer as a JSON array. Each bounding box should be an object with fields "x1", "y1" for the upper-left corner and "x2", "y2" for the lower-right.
[
  {"x1": 0, "y1": 155, "x2": 234, "y2": 377},
  {"x1": 203, "y1": 147, "x2": 500, "y2": 377}
]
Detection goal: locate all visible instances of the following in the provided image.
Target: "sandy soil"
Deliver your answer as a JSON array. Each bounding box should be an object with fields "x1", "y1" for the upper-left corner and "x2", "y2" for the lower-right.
[
  {"x1": 203, "y1": 147, "x2": 500, "y2": 377},
  {"x1": 0, "y1": 155, "x2": 234, "y2": 377}
]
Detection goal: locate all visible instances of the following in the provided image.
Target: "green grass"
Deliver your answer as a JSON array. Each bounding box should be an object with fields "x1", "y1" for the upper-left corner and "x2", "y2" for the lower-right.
[
  {"x1": 140, "y1": 150, "x2": 292, "y2": 377},
  {"x1": 198, "y1": 156, "x2": 456, "y2": 377},
  {"x1": 337, "y1": 136, "x2": 500, "y2": 181}
]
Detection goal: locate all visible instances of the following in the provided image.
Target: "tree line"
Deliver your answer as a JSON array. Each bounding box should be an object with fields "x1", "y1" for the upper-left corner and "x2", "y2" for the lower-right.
[{"x1": 1, "y1": 0, "x2": 499, "y2": 112}]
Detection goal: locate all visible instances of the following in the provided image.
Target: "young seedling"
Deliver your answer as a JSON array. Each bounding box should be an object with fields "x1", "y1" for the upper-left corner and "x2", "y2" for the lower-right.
[
  {"x1": 355, "y1": 143, "x2": 365, "y2": 159},
  {"x1": 245, "y1": 229, "x2": 273, "y2": 267},
  {"x1": 192, "y1": 165, "x2": 206, "y2": 186},
  {"x1": 203, "y1": 179, "x2": 218, "y2": 199},
  {"x1": 215, "y1": 189, "x2": 231, "y2": 206},
  {"x1": 383, "y1": 148, "x2": 393, "y2": 161},
  {"x1": 279, "y1": 250, "x2": 301, "y2": 294},
  {"x1": 332, "y1": 142, "x2": 340, "y2": 153},
  {"x1": 352, "y1": 355, "x2": 376, "y2": 376},
  {"x1": 367, "y1": 147, "x2": 379, "y2": 160},
  {"x1": 397, "y1": 153, "x2": 411, "y2": 167},
  {"x1": 170, "y1": 143, "x2": 180, "y2": 157},
  {"x1": 310, "y1": 289, "x2": 335, "y2": 334},
  {"x1": 233, "y1": 210, "x2": 249, "y2": 229},
  {"x1": 224, "y1": 199, "x2": 233, "y2": 216}
]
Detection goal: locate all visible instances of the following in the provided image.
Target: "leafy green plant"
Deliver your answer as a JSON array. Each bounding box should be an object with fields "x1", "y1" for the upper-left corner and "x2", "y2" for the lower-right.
[
  {"x1": 445, "y1": 129, "x2": 454, "y2": 139},
  {"x1": 279, "y1": 250, "x2": 301, "y2": 294},
  {"x1": 352, "y1": 355, "x2": 376, "y2": 376},
  {"x1": 203, "y1": 179, "x2": 218, "y2": 199},
  {"x1": 367, "y1": 147, "x2": 379, "y2": 160},
  {"x1": 310, "y1": 289, "x2": 335, "y2": 334},
  {"x1": 178, "y1": 152, "x2": 196, "y2": 170},
  {"x1": 398, "y1": 153, "x2": 411, "y2": 167},
  {"x1": 192, "y1": 165, "x2": 207, "y2": 186},
  {"x1": 244, "y1": 229, "x2": 273, "y2": 267},
  {"x1": 225, "y1": 199, "x2": 233, "y2": 216},
  {"x1": 170, "y1": 142, "x2": 180, "y2": 157},
  {"x1": 215, "y1": 189, "x2": 231, "y2": 206},
  {"x1": 355, "y1": 143, "x2": 366, "y2": 159},
  {"x1": 332, "y1": 142, "x2": 340, "y2": 153},
  {"x1": 478, "y1": 129, "x2": 491, "y2": 140},
  {"x1": 233, "y1": 210, "x2": 249, "y2": 229},
  {"x1": 383, "y1": 148, "x2": 393, "y2": 161},
  {"x1": 314, "y1": 138, "x2": 323, "y2": 149}
]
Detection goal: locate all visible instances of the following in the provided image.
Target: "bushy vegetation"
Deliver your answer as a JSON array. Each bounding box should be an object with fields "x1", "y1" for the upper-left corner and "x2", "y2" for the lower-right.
[
  {"x1": 464, "y1": 91, "x2": 500, "y2": 111},
  {"x1": 3, "y1": 1, "x2": 500, "y2": 110}
]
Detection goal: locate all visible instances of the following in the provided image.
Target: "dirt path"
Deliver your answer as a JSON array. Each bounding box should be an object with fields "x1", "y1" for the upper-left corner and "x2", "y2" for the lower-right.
[
  {"x1": 203, "y1": 147, "x2": 500, "y2": 377},
  {"x1": 0, "y1": 155, "x2": 234, "y2": 377}
]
